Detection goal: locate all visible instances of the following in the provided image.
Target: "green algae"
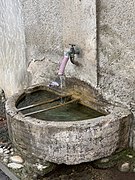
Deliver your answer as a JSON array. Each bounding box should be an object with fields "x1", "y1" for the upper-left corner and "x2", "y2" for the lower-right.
[{"x1": 92, "y1": 148, "x2": 135, "y2": 170}]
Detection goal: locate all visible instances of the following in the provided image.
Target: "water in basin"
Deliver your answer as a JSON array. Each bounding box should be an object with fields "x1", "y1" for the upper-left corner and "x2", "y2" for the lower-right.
[{"x1": 16, "y1": 90, "x2": 104, "y2": 121}]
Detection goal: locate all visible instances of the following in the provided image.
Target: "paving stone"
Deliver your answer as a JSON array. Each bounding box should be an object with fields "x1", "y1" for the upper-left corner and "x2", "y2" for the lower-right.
[
  {"x1": 119, "y1": 162, "x2": 130, "y2": 172},
  {"x1": 7, "y1": 163, "x2": 24, "y2": 169},
  {"x1": 10, "y1": 155, "x2": 24, "y2": 164}
]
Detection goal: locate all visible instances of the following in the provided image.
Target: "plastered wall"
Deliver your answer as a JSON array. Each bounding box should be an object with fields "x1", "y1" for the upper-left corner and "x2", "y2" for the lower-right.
[
  {"x1": 0, "y1": 0, "x2": 135, "y2": 112},
  {"x1": 97, "y1": 0, "x2": 135, "y2": 148},
  {"x1": 0, "y1": 0, "x2": 28, "y2": 97},
  {"x1": 97, "y1": 0, "x2": 135, "y2": 107},
  {"x1": 21, "y1": 0, "x2": 97, "y2": 87}
]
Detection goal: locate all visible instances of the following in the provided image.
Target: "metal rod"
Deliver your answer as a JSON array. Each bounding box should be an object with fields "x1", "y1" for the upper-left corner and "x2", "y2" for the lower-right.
[
  {"x1": 24, "y1": 99, "x2": 79, "y2": 116},
  {"x1": 17, "y1": 95, "x2": 70, "y2": 111}
]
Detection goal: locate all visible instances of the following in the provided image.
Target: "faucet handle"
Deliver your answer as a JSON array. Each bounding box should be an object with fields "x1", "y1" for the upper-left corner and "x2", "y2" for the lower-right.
[{"x1": 69, "y1": 44, "x2": 76, "y2": 47}]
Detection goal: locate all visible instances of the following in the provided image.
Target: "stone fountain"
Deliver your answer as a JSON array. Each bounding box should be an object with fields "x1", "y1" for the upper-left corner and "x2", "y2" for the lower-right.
[{"x1": 6, "y1": 79, "x2": 132, "y2": 165}]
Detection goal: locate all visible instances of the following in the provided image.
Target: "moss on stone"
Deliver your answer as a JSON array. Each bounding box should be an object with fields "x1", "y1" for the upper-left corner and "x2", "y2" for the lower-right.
[{"x1": 92, "y1": 148, "x2": 135, "y2": 169}]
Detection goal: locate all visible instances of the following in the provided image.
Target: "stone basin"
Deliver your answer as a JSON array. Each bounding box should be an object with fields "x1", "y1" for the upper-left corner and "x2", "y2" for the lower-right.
[{"x1": 5, "y1": 80, "x2": 132, "y2": 165}]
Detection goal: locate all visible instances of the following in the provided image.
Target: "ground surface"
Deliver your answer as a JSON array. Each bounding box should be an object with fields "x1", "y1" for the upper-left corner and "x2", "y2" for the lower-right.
[
  {"x1": 0, "y1": 170, "x2": 10, "y2": 180},
  {"x1": 42, "y1": 163, "x2": 135, "y2": 180},
  {"x1": 0, "y1": 116, "x2": 10, "y2": 180}
]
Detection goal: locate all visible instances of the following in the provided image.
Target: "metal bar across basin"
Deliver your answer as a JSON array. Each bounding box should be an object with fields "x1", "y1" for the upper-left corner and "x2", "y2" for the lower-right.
[
  {"x1": 17, "y1": 95, "x2": 71, "y2": 111},
  {"x1": 24, "y1": 98, "x2": 79, "y2": 117}
]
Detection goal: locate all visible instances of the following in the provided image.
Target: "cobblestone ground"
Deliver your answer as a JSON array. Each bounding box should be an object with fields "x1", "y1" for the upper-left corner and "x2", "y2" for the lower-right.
[
  {"x1": 0, "y1": 117, "x2": 10, "y2": 180},
  {"x1": 0, "y1": 97, "x2": 10, "y2": 180},
  {"x1": 0, "y1": 117, "x2": 9, "y2": 143}
]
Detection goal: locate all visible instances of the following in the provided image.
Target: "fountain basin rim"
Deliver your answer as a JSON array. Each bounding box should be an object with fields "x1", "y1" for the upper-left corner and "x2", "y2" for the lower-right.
[
  {"x1": 6, "y1": 85, "x2": 131, "y2": 126},
  {"x1": 5, "y1": 84, "x2": 132, "y2": 165}
]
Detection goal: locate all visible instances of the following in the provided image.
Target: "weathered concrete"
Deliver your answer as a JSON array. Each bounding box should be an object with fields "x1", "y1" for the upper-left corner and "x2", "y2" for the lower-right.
[
  {"x1": 21, "y1": 0, "x2": 97, "y2": 87},
  {"x1": 97, "y1": 0, "x2": 135, "y2": 105},
  {"x1": 6, "y1": 85, "x2": 132, "y2": 165},
  {"x1": 0, "y1": 0, "x2": 28, "y2": 97},
  {"x1": 97, "y1": 0, "x2": 135, "y2": 149}
]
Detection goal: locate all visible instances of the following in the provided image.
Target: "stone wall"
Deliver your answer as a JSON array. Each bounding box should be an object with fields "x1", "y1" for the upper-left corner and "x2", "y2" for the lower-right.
[
  {"x1": 21, "y1": 0, "x2": 97, "y2": 87},
  {"x1": 0, "y1": 0, "x2": 28, "y2": 97},
  {"x1": 97, "y1": 0, "x2": 135, "y2": 149},
  {"x1": 21, "y1": 0, "x2": 135, "y2": 108},
  {"x1": 0, "y1": 0, "x2": 134, "y2": 106},
  {"x1": 97, "y1": 0, "x2": 135, "y2": 107}
]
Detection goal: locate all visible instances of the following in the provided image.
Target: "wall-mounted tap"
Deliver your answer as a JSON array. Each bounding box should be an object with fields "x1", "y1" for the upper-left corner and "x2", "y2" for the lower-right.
[
  {"x1": 58, "y1": 44, "x2": 80, "y2": 76},
  {"x1": 48, "y1": 44, "x2": 80, "y2": 89}
]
